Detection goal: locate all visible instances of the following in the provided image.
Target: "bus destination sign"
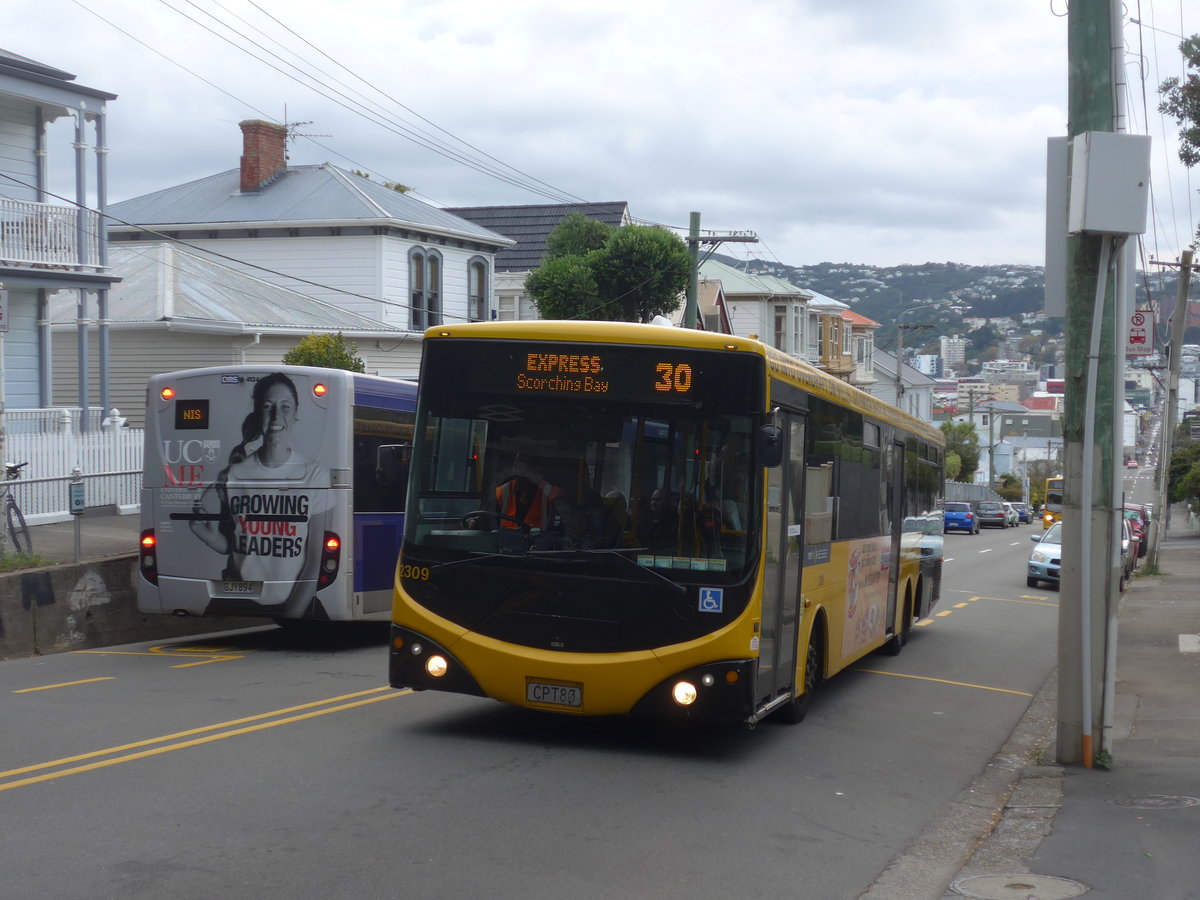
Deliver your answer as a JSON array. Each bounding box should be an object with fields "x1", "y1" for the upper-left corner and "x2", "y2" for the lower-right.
[{"x1": 511, "y1": 348, "x2": 695, "y2": 400}]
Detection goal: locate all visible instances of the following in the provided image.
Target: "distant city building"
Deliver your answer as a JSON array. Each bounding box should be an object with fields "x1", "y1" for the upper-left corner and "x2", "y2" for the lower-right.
[
  {"x1": 913, "y1": 354, "x2": 943, "y2": 377},
  {"x1": 940, "y1": 334, "x2": 968, "y2": 368}
]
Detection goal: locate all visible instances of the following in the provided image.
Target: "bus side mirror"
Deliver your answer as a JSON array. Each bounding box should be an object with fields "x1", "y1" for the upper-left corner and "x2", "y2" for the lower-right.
[
  {"x1": 376, "y1": 443, "x2": 411, "y2": 486},
  {"x1": 758, "y1": 425, "x2": 783, "y2": 468}
]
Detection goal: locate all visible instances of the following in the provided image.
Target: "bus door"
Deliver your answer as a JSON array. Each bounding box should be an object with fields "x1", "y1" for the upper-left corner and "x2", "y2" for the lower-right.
[
  {"x1": 758, "y1": 414, "x2": 806, "y2": 710},
  {"x1": 883, "y1": 440, "x2": 904, "y2": 628}
]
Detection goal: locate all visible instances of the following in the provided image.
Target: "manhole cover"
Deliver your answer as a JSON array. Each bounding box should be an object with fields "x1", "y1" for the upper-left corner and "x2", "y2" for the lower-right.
[
  {"x1": 1109, "y1": 795, "x2": 1200, "y2": 810},
  {"x1": 951, "y1": 873, "x2": 1089, "y2": 899}
]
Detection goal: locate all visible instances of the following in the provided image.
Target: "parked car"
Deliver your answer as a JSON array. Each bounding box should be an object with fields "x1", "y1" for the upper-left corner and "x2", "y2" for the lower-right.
[
  {"x1": 943, "y1": 501, "x2": 979, "y2": 534},
  {"x1": 1028, "y1": 522, "x2": 1062, "y2": 589},
  {"x1": 1120, "y1": 518, "x2": 1137, "y2": 590},
  {"x1": 1001, "y1": 502, "x2": 1020, "y2": 527},
  {"x1": 975, "y1": 500, "x2": 1009, "y2": 528},
  {"x1": 1123, "y1": 504, "x2": 1150, "y2": 558},
  {"x1": 1010, "y1": 502, "x2": 1032, "y2": 524}
]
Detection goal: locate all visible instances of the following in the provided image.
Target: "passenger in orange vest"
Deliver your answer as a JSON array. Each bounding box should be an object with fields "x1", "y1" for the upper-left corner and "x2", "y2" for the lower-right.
[{"x1": 495, "y1": 453, "x2": 566, "y2": 531}]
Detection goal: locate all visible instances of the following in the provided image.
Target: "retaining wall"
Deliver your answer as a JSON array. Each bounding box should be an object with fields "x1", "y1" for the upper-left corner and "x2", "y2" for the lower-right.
[{"x1": 0, "y1": 556, "x2": 259, "y2": 660}]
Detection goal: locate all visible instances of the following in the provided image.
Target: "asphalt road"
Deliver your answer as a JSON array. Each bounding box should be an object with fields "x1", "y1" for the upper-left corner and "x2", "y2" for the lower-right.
[{"x1": 1, "y1": 522, "x2": 1058, "y2": 900}]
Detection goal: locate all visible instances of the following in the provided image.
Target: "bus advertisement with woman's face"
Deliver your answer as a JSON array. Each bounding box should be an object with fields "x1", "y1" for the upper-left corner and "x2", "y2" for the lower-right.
[{"x1": 139, "y1": 368, "x2": 345, "y2": 620}]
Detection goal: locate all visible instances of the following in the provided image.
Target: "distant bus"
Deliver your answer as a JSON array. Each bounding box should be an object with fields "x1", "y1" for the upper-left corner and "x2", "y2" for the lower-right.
[
  {"x1": 139, "y1": 366, "x2": 415, "y2": 623},
  {"x1": 1043, "y1": 476, "x2": 1064, "y2": 529},
  {"x1": 389, "y1": 321, "x2": 944, "y2": 725}
]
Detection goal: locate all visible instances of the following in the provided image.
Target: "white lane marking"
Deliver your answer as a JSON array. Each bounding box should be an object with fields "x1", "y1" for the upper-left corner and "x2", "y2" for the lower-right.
[
  {"x1": 1180, "y1": 635, "x2": 1200, "y2": 654},
  {"x1": 979, "y1": 548, "x2": 993, "y2": 554}
]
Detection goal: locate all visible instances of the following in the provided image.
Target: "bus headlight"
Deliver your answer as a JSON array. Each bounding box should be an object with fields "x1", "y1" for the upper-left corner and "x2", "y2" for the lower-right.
[
  {"x1": 426, "y1": 655, "x2": 448, "y2": 678},
  {"x1": 671, "y1": 681, "x2": 698, "y2": 706}
]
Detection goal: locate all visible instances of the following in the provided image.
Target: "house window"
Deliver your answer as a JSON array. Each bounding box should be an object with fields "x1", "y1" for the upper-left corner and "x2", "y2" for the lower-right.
[
  {"x1": 842, "y1": 321, "x2": 852, "y2": 354},
  {"x1": 410, "y1": 247, "x2": 443, "y2": 330},
  {"x1": 817, "y1": 317, "x2": 826, "y2": 358},
  {"x1": 773, "y1": 305, "x2": 786, "y2": 352},
  {"x1": 468, "y1": 257, "x2": 488, "y2": 322},
  {"x1": 792, "y1": 307, "x2": 801, "y2": 357}
]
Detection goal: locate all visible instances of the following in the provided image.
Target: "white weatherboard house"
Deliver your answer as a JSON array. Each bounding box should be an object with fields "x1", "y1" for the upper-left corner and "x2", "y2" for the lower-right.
[
  {"x1": 97, "y1": 120, "x2": 513, "y2": 382},
  {"x1": 49, "y1": 242, "x2": 409, "y2": 428},
  {"x1": 0, "y1": 49, "x2": 118, "y2": 427}
]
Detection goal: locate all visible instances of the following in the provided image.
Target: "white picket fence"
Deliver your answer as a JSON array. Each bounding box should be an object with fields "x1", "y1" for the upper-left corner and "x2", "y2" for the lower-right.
[{"x1": 5, "y1": 412, "x2": 143, "y2": 526}]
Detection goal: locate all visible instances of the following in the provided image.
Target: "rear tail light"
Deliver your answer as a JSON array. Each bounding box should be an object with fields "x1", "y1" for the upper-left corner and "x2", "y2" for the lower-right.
[
  {"x1": 317, "y1": 531, "x2": 341, "y2": 589},
  {"x1": 139, "y1": 530, "x2": 158, "y2": 585}
]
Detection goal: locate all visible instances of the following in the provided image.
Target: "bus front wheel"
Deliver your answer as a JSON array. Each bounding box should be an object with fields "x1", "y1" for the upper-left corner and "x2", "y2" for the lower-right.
[{"x1": 777, "y1": 631, "x2": 822, "y2": 725}]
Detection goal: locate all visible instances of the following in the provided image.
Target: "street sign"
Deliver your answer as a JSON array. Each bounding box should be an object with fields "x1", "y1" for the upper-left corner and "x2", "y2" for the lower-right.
[{"x1": 1126, "y1": 310, "x2": 1153, "y2": 357}]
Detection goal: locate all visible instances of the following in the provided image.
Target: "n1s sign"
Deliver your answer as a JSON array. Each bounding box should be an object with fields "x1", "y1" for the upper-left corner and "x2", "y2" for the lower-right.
[{"x1": 1126, "y1": 310, "x2": 1153, "y2": 357}]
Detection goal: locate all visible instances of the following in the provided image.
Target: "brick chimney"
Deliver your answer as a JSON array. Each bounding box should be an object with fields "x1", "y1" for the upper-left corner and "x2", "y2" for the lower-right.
[{"x1": 239, "y1": 120, "x2": 288, "y2": 193}]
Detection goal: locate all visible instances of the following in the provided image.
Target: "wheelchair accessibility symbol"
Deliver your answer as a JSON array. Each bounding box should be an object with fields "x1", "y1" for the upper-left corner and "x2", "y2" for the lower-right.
[{"x1": 698, "y1": 587, "x2": 724, "y2": 613}]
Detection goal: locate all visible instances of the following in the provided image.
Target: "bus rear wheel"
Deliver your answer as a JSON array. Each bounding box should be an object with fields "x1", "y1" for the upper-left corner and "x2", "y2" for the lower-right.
[{"x1": 882, "y1": 590, "x2": 913, "y2": 656}]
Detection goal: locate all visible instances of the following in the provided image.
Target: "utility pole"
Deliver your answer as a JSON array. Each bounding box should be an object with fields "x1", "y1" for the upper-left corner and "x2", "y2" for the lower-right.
[
  {"x1": 1057, "y1": 0, "x2": 1125, "y2": 768},
  {"x1": 1149, "y1": 250, "x2": 1195, "y2": 567},
  {"x1": 683, "y1": 212, "x2": 758, "y2": 329},
  {"x1": 894, "y1": 304, "x2": 936, "y2": 409}
]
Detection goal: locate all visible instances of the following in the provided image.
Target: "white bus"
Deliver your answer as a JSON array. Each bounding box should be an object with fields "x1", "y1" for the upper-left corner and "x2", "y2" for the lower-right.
[{"x1": 138, "y1": 366, "x2": 416, "y2": 623}]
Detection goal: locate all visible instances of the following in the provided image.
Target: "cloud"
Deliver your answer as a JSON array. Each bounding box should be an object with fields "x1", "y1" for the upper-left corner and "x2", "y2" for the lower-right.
[{"x1": 4, "y1": 0, "x2": 1195, "y2": 269}]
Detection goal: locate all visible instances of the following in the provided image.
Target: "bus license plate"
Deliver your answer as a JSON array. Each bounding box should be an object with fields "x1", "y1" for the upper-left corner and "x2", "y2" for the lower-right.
[
  {"x1": 221, "y1": 581, "x2": 257, "y2": 594},
  {"x1": 526, "y1": 680, "x2": 583, "y2": 709}
]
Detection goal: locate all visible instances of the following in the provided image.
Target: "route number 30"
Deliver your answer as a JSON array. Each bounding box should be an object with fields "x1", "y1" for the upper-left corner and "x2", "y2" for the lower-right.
[{"x1": 654, "y1": 362, "x2": 693, "y2": 393}]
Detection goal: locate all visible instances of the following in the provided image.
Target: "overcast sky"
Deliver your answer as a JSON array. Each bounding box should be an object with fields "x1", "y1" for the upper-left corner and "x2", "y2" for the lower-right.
[{"x1": 6, "y1": 0, "x2": 1199, "y2": 269}]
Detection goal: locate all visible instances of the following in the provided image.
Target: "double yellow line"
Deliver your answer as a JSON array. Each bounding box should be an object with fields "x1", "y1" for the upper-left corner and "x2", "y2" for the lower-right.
[{"x1": 0, "y1": 687, "x2": 410, "y2": 793}]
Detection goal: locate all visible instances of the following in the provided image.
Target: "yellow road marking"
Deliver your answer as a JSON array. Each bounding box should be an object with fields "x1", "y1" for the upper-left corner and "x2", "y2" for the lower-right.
[
  {"x1": 13, "y1": 677, "x2": 116, "y2": 694},
  {"x1": 853, "y1": 668, "x2": 1033, "y2": 697},
  {"x1": 916, "y1": 619, "x2": 935, "y2": 626},
  {"x1": 0, "y1": 687, "x2": 411, "y2": 791},
  {"x1": 935, "y1": 610, "x2": 953, "y2": 617},
  {"x1": 74, "y1": 643, "x2": 248, "y2": 667},
  {"x1": 954, "y1": 603, "x2": 969, "y2": 609}
]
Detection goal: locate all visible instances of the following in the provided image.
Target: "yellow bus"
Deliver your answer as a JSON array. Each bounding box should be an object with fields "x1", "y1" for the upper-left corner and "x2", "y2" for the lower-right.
[
  {"x1": 389, "y1": 321, "x2": 944, "y2": 725},
  {"x1": 1043, "y1": 477, "x2": 1064, "y2": 529}
]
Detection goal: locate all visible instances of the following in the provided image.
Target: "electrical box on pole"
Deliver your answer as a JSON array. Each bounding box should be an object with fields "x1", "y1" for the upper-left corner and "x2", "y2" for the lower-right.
[{"x1": 1067, "y1": 132, "x2": 1151, "y2": 236}]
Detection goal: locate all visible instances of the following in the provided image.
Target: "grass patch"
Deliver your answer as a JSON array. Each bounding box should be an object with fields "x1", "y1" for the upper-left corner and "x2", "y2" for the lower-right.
[{"x1": 0, "y1": 554, "x2": 54, "y2": 573}]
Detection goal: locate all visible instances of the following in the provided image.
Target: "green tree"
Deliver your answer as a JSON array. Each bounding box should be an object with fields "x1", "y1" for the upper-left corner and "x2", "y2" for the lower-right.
[
  {"x1": 592, "y1": 225, "x2": 691, "y2": 322},
  {"x1": 546, "y1": 212, "x2": 613, "y2": 258},
  {"x1": 1167, "y1": 442, "x2": 1200, "y2": 502},
  {"x1": 525, "y1": 256, "x2": 603, "y2": 320},
  {"x1": 1159, "y1": 35, "x2": 1200, "y2": 243},
  {"x1": 996, "y1": 473, "x2": 1023, "y2": 502},
  {"x1": 282, "y1": 332, "x2": 365, "y2": 372},
  {"x1": 940, "y1": 421, "x2": 981, "y2": 482},
  {"x1": 527, "y1": 217, "x2": 690, "y2": 322},
  {"x1": 944, "y1": 450, "x2": 962, "y2": 482}
]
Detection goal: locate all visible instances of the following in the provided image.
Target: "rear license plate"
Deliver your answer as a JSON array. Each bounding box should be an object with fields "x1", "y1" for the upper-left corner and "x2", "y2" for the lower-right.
[
  {"x1": 526, "y1": 679, "x2": 583, "y2": 709},
  {"x1": 220, "y1": 581, "x2": 257, "y2": 594}
]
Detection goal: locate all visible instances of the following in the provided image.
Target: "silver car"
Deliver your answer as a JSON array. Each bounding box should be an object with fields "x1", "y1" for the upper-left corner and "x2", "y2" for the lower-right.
[{"x1": 1027, "y1": 521, "x2": 1062, "y2": 589}]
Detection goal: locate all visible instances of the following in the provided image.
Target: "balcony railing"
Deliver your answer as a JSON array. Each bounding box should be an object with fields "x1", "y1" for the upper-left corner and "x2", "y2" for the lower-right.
[{"x1": 0, "y1": 197, "x2": 101, "y2": 270}]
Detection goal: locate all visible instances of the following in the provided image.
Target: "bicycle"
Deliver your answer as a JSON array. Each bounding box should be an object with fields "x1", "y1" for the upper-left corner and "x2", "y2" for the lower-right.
[{"x1": 3, "y1": 461, "x2": 32, "y2": 556}]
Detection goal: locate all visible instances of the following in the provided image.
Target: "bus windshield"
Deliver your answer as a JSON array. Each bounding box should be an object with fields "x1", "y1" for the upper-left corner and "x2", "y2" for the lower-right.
[
  {"x1": 1045, "y1": 478, "x2": 1063, "y2": 514},
  {"x1": 404, "y1": 340, "x2": 762, "y2": 584}
]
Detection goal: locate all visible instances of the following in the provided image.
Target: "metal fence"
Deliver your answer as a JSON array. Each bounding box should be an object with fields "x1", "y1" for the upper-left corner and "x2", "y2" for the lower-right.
[
  {"x1": 6, "y1": 422, "x2": 142, "y2": 525},
  {"x1": 943, "y1": 481, "x2": 1004, "y2": 503}
]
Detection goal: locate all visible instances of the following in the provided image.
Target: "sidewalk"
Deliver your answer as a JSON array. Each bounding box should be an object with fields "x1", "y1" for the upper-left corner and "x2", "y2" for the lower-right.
[
  {"x1": 947, "y1": 505, "x2": 1200, "y2": 900},
  {"x1": 23, "y1": 508, "x2": 141, "y2": 564}
]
